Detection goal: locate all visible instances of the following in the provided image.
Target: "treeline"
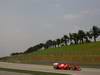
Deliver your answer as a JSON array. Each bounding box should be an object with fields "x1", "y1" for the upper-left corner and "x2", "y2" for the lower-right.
[{"x1": 11, "y1": 26, "x2": 100, "y2": 55}]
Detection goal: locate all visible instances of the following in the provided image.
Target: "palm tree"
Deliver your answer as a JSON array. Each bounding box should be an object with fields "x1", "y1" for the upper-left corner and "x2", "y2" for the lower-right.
[
  {"x1": 39, "y1": 43, "x2": 44, "y2": 48},
  {"x1": 72, "y1": 33, "x2": 79, "y2": 44},
  {"x1": 86, "y1": 31, "x2": 92, "y2": 39},
  {"x1": 56, "y1": 38, "x2": 61, "y2": 47},
  {"x1": 44, "y1": 43, "x2": 49, "y2": 49},
  {"x1": 45, "y1": 40, "x2": 53, "y2": 48},
  {"x1": 78, "y1": 30, "x2": 85, "y2": 44},
  {"x1": 92, "y1": 26, "x2": 100, "y2": 42},
  {"x1": 61, "y1": 38, "x2": 64, "y2": 43},
  {"x1": 63, "y1": 35, "x2": 69, "y2": 45},
  {"x1": 69, "y1": 33, "x2": 74, "y2": 45},
  {"x1": 24, "y1": 43, "x2": 44, "y2": 53},
  {"x1": 52, "y1": 40, "x2": 57, "y2": 48},
  {"x1": 85, "y1": 31, "x2": 92, "y2": 43}
]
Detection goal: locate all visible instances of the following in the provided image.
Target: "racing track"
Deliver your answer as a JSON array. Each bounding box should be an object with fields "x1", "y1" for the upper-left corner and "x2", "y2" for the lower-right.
[
  {"x1": 0, "y1": 70, "x2": 31, "y2": 75},
  {"x1": 0, "y1": 62, "x2": 100, "y2": 75}
]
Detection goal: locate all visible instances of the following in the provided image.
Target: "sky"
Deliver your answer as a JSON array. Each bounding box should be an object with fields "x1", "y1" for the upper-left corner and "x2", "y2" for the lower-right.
[{"x1": 0, "y1": 0, "x2": 100, "y2": 57}]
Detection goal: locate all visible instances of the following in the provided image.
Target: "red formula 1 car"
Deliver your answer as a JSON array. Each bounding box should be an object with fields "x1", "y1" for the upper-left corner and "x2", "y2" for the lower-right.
[{"x1": 53, "y1": 63, "x2": 81, "y2": 71}]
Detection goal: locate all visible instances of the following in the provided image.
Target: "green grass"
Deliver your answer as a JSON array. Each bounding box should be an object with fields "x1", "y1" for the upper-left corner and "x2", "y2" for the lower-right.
[
  {"x1": 32, "y1": 41, "x2": 100, "y2": 56},
  {"x1": 0, "y1": 41, "x2": 100, "y2": 66},
  {"x1": 0, "y1": 68, "x2": 69, "y2": 75}
]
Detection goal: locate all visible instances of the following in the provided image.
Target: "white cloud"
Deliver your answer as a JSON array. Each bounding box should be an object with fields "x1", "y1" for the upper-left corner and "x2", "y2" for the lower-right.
[
  {"x1": 80, "y1": 10, "x2": 99, "y2": 16},
  {"x1": 64, "y1": 9, "x2": 100, "y2": 21},
  {"x1": 64, "y1": 14, "x2": 80, "y2": 20}
]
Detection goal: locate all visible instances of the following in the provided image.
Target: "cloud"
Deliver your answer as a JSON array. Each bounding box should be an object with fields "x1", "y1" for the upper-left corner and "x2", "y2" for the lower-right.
[
  {"x1": 64, "y1": 9, "x2": 100, "y2": 21},
  {"x1": 64, "y1": 14, "x2": 80, "y2": 20},
  {"x1": 80, "y1": 9, "x2": 100, "y2": 16}
]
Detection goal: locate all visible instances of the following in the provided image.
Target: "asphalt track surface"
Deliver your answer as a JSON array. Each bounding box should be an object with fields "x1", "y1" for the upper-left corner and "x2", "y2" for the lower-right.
[
  {"x1": 0, "y1": 62, "x2": 100, "y2": 75},
  {"x1": 0, "y1": 70, "x2": 31, "y2": 75}
]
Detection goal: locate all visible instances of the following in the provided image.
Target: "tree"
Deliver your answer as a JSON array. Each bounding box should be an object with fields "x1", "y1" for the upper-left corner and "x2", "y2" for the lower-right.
[
  {"x1": 72, "y1": 33, "x2": 79, "y2": 44},
  {"x1": 43, "y1": 43, "x2": 49, "y2": 49},
  {"x1": 69, "y1": 33, "x2": 74, "y2": 45},
  {"x1": 78, "y1": 30, "x2": 85, "y2": 44},
  {"x1": 85, "y1": 31, "x2": 92, "y2": 43},
  {"x1": 52, "y1": 40, "x2": 57, "y2": 48},
  {"x1": 92, "y1": 26, "x2": 100, "y2": 42},
  {"x1": 11, "y1": 52, "x2": 23, "y2": 56},
  {"x1": 44, "y1": 40, "x2": 53, "y2": 49},
  {"x1": 63, "y1": 35, "x2": 69, "y2": 45},
  {"x1": 24, "y1": 43, "x2": 44, "y2": 53},
  {"x1": 56, "y1": 39, "x2": 61, "y2": 47}
]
